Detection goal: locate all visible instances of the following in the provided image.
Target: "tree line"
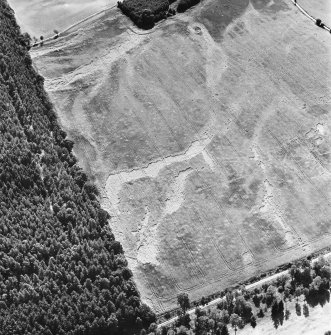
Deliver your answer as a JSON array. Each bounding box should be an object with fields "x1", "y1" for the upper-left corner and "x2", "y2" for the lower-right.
[
  {"x1": 117, "y1": 0, "x2": 198, "y2": 29},
  {"x1": 152, "y1": 256, "x2": 331, "y2": 334},
  {"x1": 0, "y1": 1, "x2": 155, "y2": 334}
]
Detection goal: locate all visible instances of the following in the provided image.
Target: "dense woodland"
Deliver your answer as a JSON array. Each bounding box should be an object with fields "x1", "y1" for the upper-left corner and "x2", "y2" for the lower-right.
[
  {"x1": 118, "y1": 0, "x2": 171, "y2": 28},
  {"x1": 117, "y1": 0, "x2": 199, "y2": 28},
  {"x1": 0, "y1": 1, "x2": 155, "y2": 334}
]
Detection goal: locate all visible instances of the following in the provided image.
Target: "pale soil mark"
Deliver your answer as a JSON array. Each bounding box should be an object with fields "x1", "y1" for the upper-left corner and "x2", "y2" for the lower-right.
[
  {"x1": 105, "y1": 136, "x2": 213, "y2": 214},
  {"x1": 201, "y1": 150, "x2": 216, "y2": 171},
  {"x1": 136, "y1": 206, "x2": 161, "y2": 265},
  {"x1": 164, "y1": 168, "x2": 193, "y2": 216},
  {"x1": 251, "y1": 145, "x2": 297, "y2": 248}
]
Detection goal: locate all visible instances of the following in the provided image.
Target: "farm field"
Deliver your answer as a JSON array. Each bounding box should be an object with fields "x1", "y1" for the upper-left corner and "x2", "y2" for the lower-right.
[
  {"x1": 7, "y1": 0, "x2": 114, "y2": 37},
  {"x1": 30, "y1": 0, "x2": 331, "y2": 313}
]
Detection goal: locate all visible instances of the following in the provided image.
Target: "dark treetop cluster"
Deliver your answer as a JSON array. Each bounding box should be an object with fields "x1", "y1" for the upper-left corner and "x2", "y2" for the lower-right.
[
  {"x1": 117, "y1": 0, "x2": 200, "y2": 29},
  {"x1": 118, "y1": 0, "x2": 170, "y2": 29},
  {"x1": 0, "y1": 1, "x2": 155, "y2": 334}
]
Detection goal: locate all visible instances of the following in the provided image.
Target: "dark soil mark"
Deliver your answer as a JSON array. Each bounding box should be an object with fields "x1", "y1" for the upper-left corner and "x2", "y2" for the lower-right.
[
  {"x1": 307, "y1": 104, "x2": 330, "y2": 117},
  {"x1": 161, "y1": 20, "x2": 190, "y2": 37},
  {"x1": 196, "y1": 0, "x2": 249, "y2": 42},
  {"x1": 221, "y1": 173, "x2": 261, "y2": 209},
  {"x1": 251, "y1": 0, "x2": 289, "y2": 13},
  {"x1": 242, "y1": 214, "x2": 287, "y2": 255}
]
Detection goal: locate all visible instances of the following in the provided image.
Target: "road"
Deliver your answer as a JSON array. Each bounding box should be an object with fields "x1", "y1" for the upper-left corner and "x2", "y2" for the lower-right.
[
  {"x1": 291, "y1": 0, "x2": 331, "y2": 32},
  {"x1": 157, "y1": 251, "x2": 331, "y2": 328},
  {"x1": 32, "y1": 4, "x2": 117, "y2": 47}
]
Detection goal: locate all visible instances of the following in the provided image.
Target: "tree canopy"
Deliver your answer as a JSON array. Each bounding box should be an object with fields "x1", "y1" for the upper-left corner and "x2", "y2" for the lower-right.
[{"x1": 0, "y1": 1, "x2": 155, "y2": 334}]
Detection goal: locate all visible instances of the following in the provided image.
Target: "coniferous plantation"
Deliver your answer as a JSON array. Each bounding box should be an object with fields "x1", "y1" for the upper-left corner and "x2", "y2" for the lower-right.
[{"x1": 0, "y1": 1, "x2": 155, "y2": 334}]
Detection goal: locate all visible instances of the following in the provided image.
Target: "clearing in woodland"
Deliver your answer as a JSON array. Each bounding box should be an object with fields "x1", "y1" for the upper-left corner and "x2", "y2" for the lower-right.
[{"x1": 31, "y1": 0, "x2": 331, "y2": 313}]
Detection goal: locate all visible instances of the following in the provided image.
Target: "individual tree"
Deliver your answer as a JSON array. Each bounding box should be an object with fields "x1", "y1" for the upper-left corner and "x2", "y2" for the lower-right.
[
  {"x1": 310, "y1": 276, "x2": 322, "y2": 293},
  {"x1": 250, "y1": 315, "x2": 257, "y2": 328},
  {"x1": 195, "y1": 315, "x2": 209, "y2": 335},
  {"x1": 301, "y1": 267, "x2": 312, "y2": 287},
  {"x1": 301, "y1": 285, "x2": 308, "y2": 296},
  {"x1": 160, "y1": 327, "x2": 168, "y2": 335},
  {"x1": 257, "y1": 308, "x2": 264, "y2": 318},
  {"x1": 200, "y1": 296, "x2": 208, "y2": 306},
  {"x1": 252, "y1": 294, "x2": 260, "y2": 307},
  {"x1": 177, "y1": 313, "x2": 190, "y2": 328},
  {"x1": 220, "y1": 324, "x2": 229, "y2": 335},
  {"x1": 148, "y1": 322, "x2": 157, "y2": 333},
  {"x1": 321, "y1": 265, "x2": 331, "y2": 280},
  {"x1": 295, "y1": 287, "x2": 302, "y2": 302},
  {"x1": 290, "y1": 265, "x2": 298, "y2": 283},
  {"x1": 229, "y1": 313, "x2": 241, "y2": 335},
  {"x1": 208, "y1": 318, "x2": 216, "y2": 334},
  {"x1": 167, "y1": 328, "x2": 176, "y2": 335},
  {"x1": 219, "y1": 309, "x2": 229, "y2": 324},
  {"x1": 177, "y1": 293, "x2": 190, "y2": 314},
  {"x1": 177, "y1": 325, "x2": 188, "y2": 334}
]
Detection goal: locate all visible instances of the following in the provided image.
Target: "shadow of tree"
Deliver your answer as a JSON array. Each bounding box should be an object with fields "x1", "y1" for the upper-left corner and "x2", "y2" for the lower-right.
[
  {"x1": 271, "y1": 301, "x2": 285, "y2": 329},
  {"x1": 306, "y1": 290, "x2": 330, "y2": 308},
  {"x1": 295, "y1": 302, "x2": 301, "y2": 316},
  {"x1": 303, "y1": 303, "x2": 309, "y2": 317}
]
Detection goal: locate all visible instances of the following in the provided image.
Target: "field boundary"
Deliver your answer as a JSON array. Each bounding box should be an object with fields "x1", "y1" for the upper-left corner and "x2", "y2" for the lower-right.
[{"x1": 31, "y1": 4, "x2": 117, "y2": 47}]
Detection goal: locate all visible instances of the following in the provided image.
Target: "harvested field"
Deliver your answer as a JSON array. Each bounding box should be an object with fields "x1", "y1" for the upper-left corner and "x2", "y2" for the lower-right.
[
  {"x1": 7, "y1": 0, "x2": 113, "y2": 37},
  {"x1": 31, "y1": 0, "x2": 331, "y2": 313}
]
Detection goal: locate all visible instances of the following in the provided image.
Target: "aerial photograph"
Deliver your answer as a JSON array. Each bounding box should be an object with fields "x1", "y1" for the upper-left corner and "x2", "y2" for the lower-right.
[{"x1": 0, "y1": 0, "x2": 330, "y2": 334}]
